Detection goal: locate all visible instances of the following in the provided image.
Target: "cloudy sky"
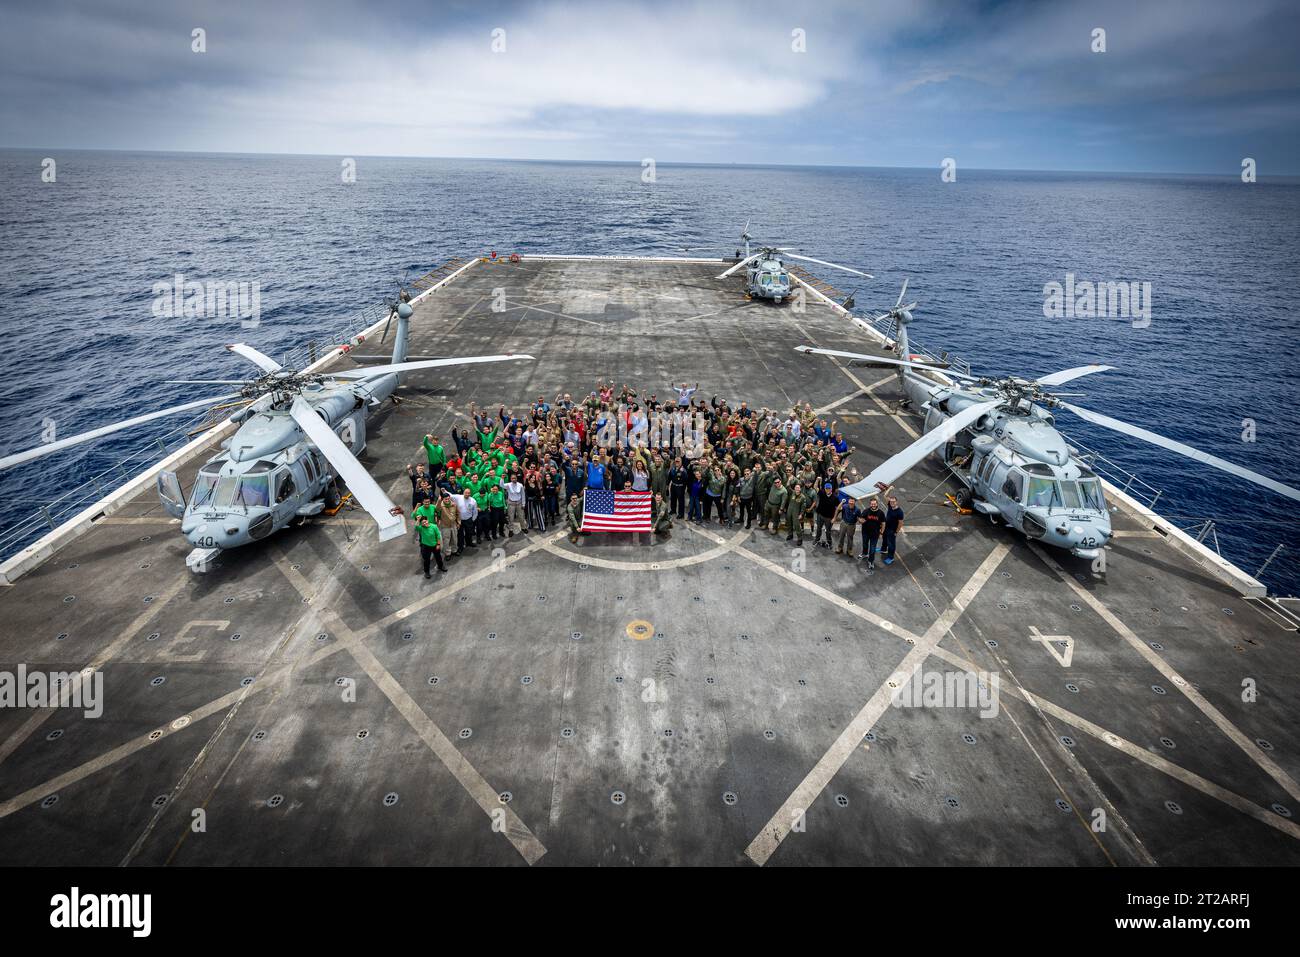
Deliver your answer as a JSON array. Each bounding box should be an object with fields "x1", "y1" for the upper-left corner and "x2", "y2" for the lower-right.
[{"x1": 2, "y1": 0, "x2": 1299, "y2": 173}]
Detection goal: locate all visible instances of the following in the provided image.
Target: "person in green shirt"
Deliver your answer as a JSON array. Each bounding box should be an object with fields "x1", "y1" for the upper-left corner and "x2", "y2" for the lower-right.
[
  {"x1": 412, "y1": 505, "x2": 446, "y2": 577},
  {"x1": 471, "y1": 488, "x2": 491, "y2": 542},
  {"x1": 487, "y1": 484, "x2": 507, "y2": 539},
  {"x1": 422, "y1": 434, "x2": 447, "y2": 480}
]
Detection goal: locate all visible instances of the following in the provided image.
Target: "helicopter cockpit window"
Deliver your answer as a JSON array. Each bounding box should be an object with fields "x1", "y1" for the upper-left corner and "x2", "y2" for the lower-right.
[
  {"x1": 1078, "y1": 478, "x2": 1105, "y2": 510},
  {"x1": 1059, "y1": 480, "x2": 1083, "y2": 509},
  {"x1": 212, "y1": 474, "x2": 270, "y2": 508},
  {"x1": 779, "y1": 273, "x2": 789, "y2": 285},
  {"x1": 189, "y1": 473, "x2": 219, "y2": 509},
  {"x1": 1025, "y1": 476, "x2": 1061, "y2": 509},
  {"x1": 760, "y1": 273, "x2": 773, "y2": 285}
]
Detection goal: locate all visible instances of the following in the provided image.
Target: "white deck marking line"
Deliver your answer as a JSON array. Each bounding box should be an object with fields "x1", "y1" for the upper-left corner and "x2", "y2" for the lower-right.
[
  {"x1": 0, "y1": 573, "x2": 191, "y2": 769},
  {"x1": 1030, "y1": 542, "x2": 1300, "y2": 804},
  {"x1": 274, "y1": 540, "x2": 555, "y2": 864},
  {"x1": 927, "y1": 644, "x2": 1300, "y2": 843},
  {"x1": 335, "y1": 614, "x2": 548, "y2": 865},
  {"x1": 689, "y1": 525, "x2": 924, "y2": 644},
  {"x1": 891, "y1": 551, "x2": 1132, "y2": 865},
  {"x1": 0, "y1": 533, "x2": 562, "y2": 821},
  {"x1": 861, "y1": 375, "x2": 921, "y2": 439},
  {"x1": 744, "y1": 543, "x2": 1012, "y2": 866},
  {"x1": 504, "y1": 299, "x2": 601, "y2": 326},
  {"x1": 729, "y1": 526, "x2": 1282, "y2": 851},
  {"x1": 785, "y1": 315, "x2": 921, "y2": 439},
  {"x1": 119, "y1": 589, "x2": 307, "y2": 867},
  {"x1": 673, "y1": 309, "x2": 723, "y2": 323},
  {"x1": 540, "y1": 526, "x2": 748, "y2": 570},
  {"x1": 0, "y1": 683, "x2": 249, "y2": 820},
  {"x1": 812, "y1": 389, "x2": 866, "y2": 415}
]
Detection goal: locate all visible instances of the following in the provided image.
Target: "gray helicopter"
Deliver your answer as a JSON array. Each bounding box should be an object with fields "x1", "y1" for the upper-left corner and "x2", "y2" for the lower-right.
[
  {"x1": 717, "y1": 222, "x2": 872, "y2": 303},
  {"x1": 0, "y1": 294, "x2": 533, "y2": 571},
  {"x1": 796, "y1": 280, "x2": 1300, "y2": 560}
]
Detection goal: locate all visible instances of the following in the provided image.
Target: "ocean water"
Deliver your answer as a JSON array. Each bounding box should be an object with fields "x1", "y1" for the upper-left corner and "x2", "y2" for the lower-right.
[{"x1": 1, "y1": 150, "x2": 1298, "y2": 593}]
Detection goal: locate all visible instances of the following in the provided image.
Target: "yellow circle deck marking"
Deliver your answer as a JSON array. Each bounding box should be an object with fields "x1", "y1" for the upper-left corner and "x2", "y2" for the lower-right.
[{"x1": 626, "y1": 620, "x2": 654, "y2": 641}]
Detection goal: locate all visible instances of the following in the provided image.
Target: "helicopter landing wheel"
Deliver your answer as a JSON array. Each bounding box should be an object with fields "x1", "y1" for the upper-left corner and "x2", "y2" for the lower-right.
[
  {"x1": 956, "y1": 488, "x2": 974, "y2": 511},
  {"x1": 324, "y1": 483, "x2": 342, "y2": 511}
]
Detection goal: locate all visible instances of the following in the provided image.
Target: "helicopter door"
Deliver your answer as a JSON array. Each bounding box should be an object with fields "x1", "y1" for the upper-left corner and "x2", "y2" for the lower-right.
[
  {"x1": 157, "y1": 470, "x2": 186, "y2": 518},
  {"x1": 273, "y1": 468, "x2": 298, "y2": 524},
  {"x1": 1000, "y1": 467, "x2": 1026, "y2": 522}
]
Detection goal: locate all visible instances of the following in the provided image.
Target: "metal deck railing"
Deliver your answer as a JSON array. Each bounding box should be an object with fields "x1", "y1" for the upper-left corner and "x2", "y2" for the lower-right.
[{"x1": 1059, "y1": 432, "x2": 1164, "y2": 510}]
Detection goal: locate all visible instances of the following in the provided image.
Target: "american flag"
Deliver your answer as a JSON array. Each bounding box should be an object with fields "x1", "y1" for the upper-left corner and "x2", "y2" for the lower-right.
[{"x1": 581, "y1": 489, "x2": 652, "y2": 532}]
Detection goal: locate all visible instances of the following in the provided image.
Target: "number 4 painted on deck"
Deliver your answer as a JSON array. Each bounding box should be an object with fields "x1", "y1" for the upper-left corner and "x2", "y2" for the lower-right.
[{"x1": 1029, "y1": 625, "x2": 1074, "y2": 667}]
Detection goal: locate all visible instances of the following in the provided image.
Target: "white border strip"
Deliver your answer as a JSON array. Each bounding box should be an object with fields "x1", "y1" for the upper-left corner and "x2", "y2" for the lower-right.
[
  {"x1": 789, "y1": 273, "x2": 1267, "y2": 598},
  {"x1": 0, "y1": 258, "x2": 482, "y2": 585}
]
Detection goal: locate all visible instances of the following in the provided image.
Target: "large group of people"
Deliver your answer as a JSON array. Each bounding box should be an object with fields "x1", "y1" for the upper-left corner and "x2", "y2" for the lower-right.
[{"x1": 403, "y1": 380, "x2": 905, "y2": 579}]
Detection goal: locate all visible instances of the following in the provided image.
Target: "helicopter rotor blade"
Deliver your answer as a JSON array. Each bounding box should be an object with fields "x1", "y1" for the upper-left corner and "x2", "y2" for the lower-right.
[
  {"x1": 1035, "y1": 364, "x2": 1114, "y2": 387},
  {"x1": 716, "y1": 252, "x2": 763, "y2": 279},
  {"x1": 226, "y1": 343, "x2": 284, "y2": 374},
  {"x1": 379, "y1": 304, "x2": 395, "y2": 344},
  {"x1": 1057, "y1": 401, "x2": 1300, "y2": 503},
  {"x1": 794, "y1": 346, "x2": 978, "y2": 381},
  {"x1": 896, "y1": 278, "x2": 908, "y2": 309},
  {"x1": 287, "y1": 398, "x2": 406, "y2": 541},
  {"x1": 329, "y1": 354, "x2": 535, "y2": 379},
  {"x1": 838, "y1": 400, "x2": 1003, "y2": 500},
  {"x1": 782, "y1": 253, "x2": 873, "y2": 279},
  {"x1": 0, "y1": 393, "x2": 245, "y2": 472},
  {"x1": 164, "y1": 379, "x2": 253, "y2": 385}
]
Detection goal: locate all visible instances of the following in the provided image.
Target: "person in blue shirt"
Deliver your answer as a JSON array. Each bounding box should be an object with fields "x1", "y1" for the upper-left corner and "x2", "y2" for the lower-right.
[
  {"x1": 586, "y1": 454, "x2": 608, "y2": 491},
  {"x1": 688, "y1": 465, "x2": 704, "y2": 522},
  {"x1": 564, "y1": 459, "x2": 586, "y2": 499},
  {"x1": 835, "y1": 496, "x2": 860, "y2": 555}
]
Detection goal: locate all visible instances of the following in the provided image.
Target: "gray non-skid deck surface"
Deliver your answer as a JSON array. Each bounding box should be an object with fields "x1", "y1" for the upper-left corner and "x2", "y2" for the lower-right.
[{"x1": 0, "y1": 258, "x2": 1296, "y2": 866}]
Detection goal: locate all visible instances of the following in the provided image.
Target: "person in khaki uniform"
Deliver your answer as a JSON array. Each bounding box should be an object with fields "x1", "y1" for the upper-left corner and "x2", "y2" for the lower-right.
[
  {"x1": 785, "y1": 481, "x2": 814, "y2": 547},
  {"x1": 652, "y1": 492, "x2": 673, "y2": 539},
  {"x1": 763, "y1": 476, "x2": 788, "y2": 533},
  {"x1": 435, "y1": 490, "x2": 460, "y2": 561},
  {"x1": 565, "y1": 494, "x2": 585, "y2": 544}
]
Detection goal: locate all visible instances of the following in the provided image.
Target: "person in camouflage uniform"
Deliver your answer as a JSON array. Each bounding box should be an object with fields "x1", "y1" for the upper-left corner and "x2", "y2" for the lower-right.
[
  {"x1": 785, "y1": 481, "x2": 815, "y2": 547},
  {"x1": 652, "y1": 492, "x2": 673, "y2": 538},
  {"x1": 565, "y1": 494, "x2": 584, "y2": 543},
  {"x1": 764, "y1": 476, "x2": 789, "y2": 533}
]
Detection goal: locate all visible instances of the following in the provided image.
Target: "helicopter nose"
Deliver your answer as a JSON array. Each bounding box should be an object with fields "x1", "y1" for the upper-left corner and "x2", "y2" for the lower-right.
[{"x1": 189, "y1": 522, "x2": 244, "y2": 549}]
